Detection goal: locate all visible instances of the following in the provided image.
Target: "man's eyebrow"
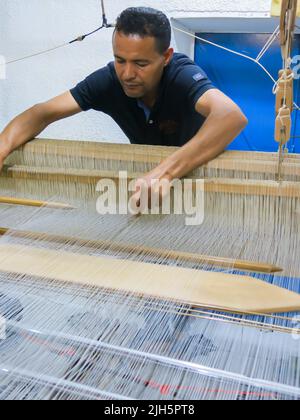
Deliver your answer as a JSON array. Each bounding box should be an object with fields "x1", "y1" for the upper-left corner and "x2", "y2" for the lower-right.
[
  {"x1": 134, "y1": 59, "x2": 150, "y2": 63},
  {"x1": 114, "y1": 55, "x2": 150, "y2": 63}
]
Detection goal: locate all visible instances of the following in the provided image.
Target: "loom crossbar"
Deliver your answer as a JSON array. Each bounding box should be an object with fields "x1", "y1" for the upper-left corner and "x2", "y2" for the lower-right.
[
  {"x1": 0, "y1": 227, "x2": 282, "y2": 273},
  {"x1": 4, "y1": 166, "x2": 300, "y2": 198}
]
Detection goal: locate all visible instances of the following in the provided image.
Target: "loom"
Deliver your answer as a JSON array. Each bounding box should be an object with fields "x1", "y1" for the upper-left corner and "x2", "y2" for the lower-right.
[{"x1": 0, "y1": 138, "x2": 299, "y2": 400}]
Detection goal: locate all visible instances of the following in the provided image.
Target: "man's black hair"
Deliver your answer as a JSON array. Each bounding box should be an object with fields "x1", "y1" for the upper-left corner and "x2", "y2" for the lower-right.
[{"x1": 115, "y1": 7, "x2": 171, "y2": 54}]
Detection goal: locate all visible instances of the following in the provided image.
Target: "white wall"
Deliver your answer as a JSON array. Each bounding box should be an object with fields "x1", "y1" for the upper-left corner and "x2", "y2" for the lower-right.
[{"x1": 0, "y1": 0, "x2": 272, "y2": 144}]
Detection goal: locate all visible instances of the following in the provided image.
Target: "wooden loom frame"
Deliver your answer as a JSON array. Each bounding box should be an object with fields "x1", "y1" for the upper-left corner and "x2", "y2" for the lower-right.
[
  {"x1": 1, "y1": 138, "x2": 300, "y2": 314},
  {"x1": 2, "y1": 138, "x2": 300, "y2": 198}
]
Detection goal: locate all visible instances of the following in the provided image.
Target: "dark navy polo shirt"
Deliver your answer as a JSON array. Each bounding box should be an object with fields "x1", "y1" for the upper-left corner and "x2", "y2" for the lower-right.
[{"x1": 70, "y1": 53, "x2": 215, "y2": 147}]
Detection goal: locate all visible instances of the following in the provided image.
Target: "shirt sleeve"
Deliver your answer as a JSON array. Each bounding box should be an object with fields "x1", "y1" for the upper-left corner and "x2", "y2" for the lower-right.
[
  {"x1": 174, "y1": 63, "x2": 215, "y2": 110},
  {"x1": 70, "y1": 65, "x2": 114, "y2": 112}
]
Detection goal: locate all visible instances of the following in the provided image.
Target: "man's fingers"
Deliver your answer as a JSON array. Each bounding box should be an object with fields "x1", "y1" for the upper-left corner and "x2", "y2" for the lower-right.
[
  {"x1": 129, "y1": 190, "x2": 141, "y2": 215},
  {"x1": 129, "y1": 177, "x2": 173, "y2": 215}
]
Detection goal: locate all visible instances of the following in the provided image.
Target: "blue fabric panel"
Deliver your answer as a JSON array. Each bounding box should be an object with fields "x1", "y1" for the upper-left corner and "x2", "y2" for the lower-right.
[{"x1": 195, "y1": 33, "x2": 300, "y2": 152}]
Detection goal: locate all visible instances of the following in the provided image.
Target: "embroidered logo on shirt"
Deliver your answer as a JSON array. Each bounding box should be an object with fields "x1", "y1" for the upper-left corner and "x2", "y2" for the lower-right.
[
  {"x1": 193, "y1": 72, "x2": 205, "y2": 82},
  {"x1": 159, "y1": 120, "x2": 179, "y2": 135}
]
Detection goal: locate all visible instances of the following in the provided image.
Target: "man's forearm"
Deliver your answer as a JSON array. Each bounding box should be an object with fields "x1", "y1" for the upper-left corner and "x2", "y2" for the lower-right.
[
  {"x1": 0, "y1": 104, "x2": 50, "y2": 162},
  {"x1": 152, "y1": 109, "x2": 248, "y2": 181}
]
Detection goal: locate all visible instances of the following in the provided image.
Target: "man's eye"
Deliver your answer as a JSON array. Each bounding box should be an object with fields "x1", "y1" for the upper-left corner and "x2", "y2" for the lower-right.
[{"x1": 136, "y1": 63, "x2": 147, "y2": 68}]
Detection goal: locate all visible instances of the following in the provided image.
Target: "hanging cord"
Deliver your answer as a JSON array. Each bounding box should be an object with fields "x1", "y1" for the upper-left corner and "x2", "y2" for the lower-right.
[
  {"x1": 2, "y1": 0, "x2": 115, "y2": 66},
  {"x1": 256, "y1": 25, "x2": 280, "y2": 61},
  {"x1": 4, "y1": 43, "x2": 70, "y2": 66},
  {"x1": 69, "y1": 0, "x2": 114, "y2": 44}
]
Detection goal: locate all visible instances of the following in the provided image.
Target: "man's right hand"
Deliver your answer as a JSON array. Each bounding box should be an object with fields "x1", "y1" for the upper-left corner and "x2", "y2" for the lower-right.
[
  {"x1": 0, "y1": 91, "x2": 82, "y2": 171},
  {"x1": 0, "y1": 139, "x2": 9, "y2": 172}
]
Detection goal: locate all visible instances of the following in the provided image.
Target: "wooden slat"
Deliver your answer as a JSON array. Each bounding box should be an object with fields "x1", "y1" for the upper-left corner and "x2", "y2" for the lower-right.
[
  {"x1": 204, "y1": 178, "x2": 300, "y2": 198},
  {"x1": 0, "y1": 244, "x2": 298, "y2": 314},
  {"x1": 0, "y1": 227, "x2": 282, "y2": 274},
  {"x1": 205, "y1": 159, "x2": 300, "y2": 177},
  {"x1": 4, "y1": 166, "x2": 300, "y2": 198}
]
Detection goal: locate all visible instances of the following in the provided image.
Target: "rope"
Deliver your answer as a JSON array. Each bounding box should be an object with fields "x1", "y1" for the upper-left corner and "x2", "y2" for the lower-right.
[
  {"x1": 256, "y1": 25, "x2": 280, "y2": 61},
  {"x1": 4, "y1": 43, "x2": 70, "y2": 66}
]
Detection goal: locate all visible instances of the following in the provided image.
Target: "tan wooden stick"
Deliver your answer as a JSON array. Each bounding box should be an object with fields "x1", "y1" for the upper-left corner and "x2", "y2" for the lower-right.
[
  {"x1": 0, "y1": 196, "x2": 75, "y2": 210},
  {"x1": 0, "y1": 244, "x2": 298, "y2": 314},
  {"x1": 203, "y1": 178, "x2": 300, "y2": 198},
  {"x1": 5, "y1": 165, "x2": 300, "y2": 198},
  {"x1": 0, "y1": 227, "x2": 283, "y2": 274}
]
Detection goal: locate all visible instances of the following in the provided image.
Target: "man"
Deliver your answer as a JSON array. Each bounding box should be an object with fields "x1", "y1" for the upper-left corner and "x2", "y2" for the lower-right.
[{"x1": 0, "y1": 7, "x2": 247, "y2": 205}]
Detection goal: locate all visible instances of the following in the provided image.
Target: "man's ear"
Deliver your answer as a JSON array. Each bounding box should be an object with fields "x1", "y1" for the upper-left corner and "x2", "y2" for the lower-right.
[{"x1": 164, "y1": 48, "x2": 174, "y2": 66}]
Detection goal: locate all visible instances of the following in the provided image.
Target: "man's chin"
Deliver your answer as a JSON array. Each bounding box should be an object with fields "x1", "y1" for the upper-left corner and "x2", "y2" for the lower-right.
[
  {"x1": 124, "y1": 90, "x2": 143, "y2": 99},
  {"x1": 122, "y1": 86, "x2": 144, "y2": 99}
]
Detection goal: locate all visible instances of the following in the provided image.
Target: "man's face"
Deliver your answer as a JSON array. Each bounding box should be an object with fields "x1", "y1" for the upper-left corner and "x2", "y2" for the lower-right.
[{"x1": 113, "y1": 31, "x2": 173, "y2": 101}]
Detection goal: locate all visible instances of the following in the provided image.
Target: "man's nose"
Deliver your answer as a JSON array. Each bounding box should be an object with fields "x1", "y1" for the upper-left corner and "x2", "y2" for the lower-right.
[{"x1": 123, "y1": 64, "x2": 137, "y2": 80}]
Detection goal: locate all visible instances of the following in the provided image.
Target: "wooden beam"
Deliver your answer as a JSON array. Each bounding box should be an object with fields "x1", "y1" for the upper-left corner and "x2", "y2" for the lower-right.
[
  {"x1": 0, "y1": 244, "x2": 298, "y2": 314},
  {"x1": 5, "y1": 138, "x2": 300, "y2": 178},
  {"x1": 4, "y1": 165, "x2": 300, "y2": 198},
  {"x1": 204, "y1": 178, "x2": 300, "y2": 198}
]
